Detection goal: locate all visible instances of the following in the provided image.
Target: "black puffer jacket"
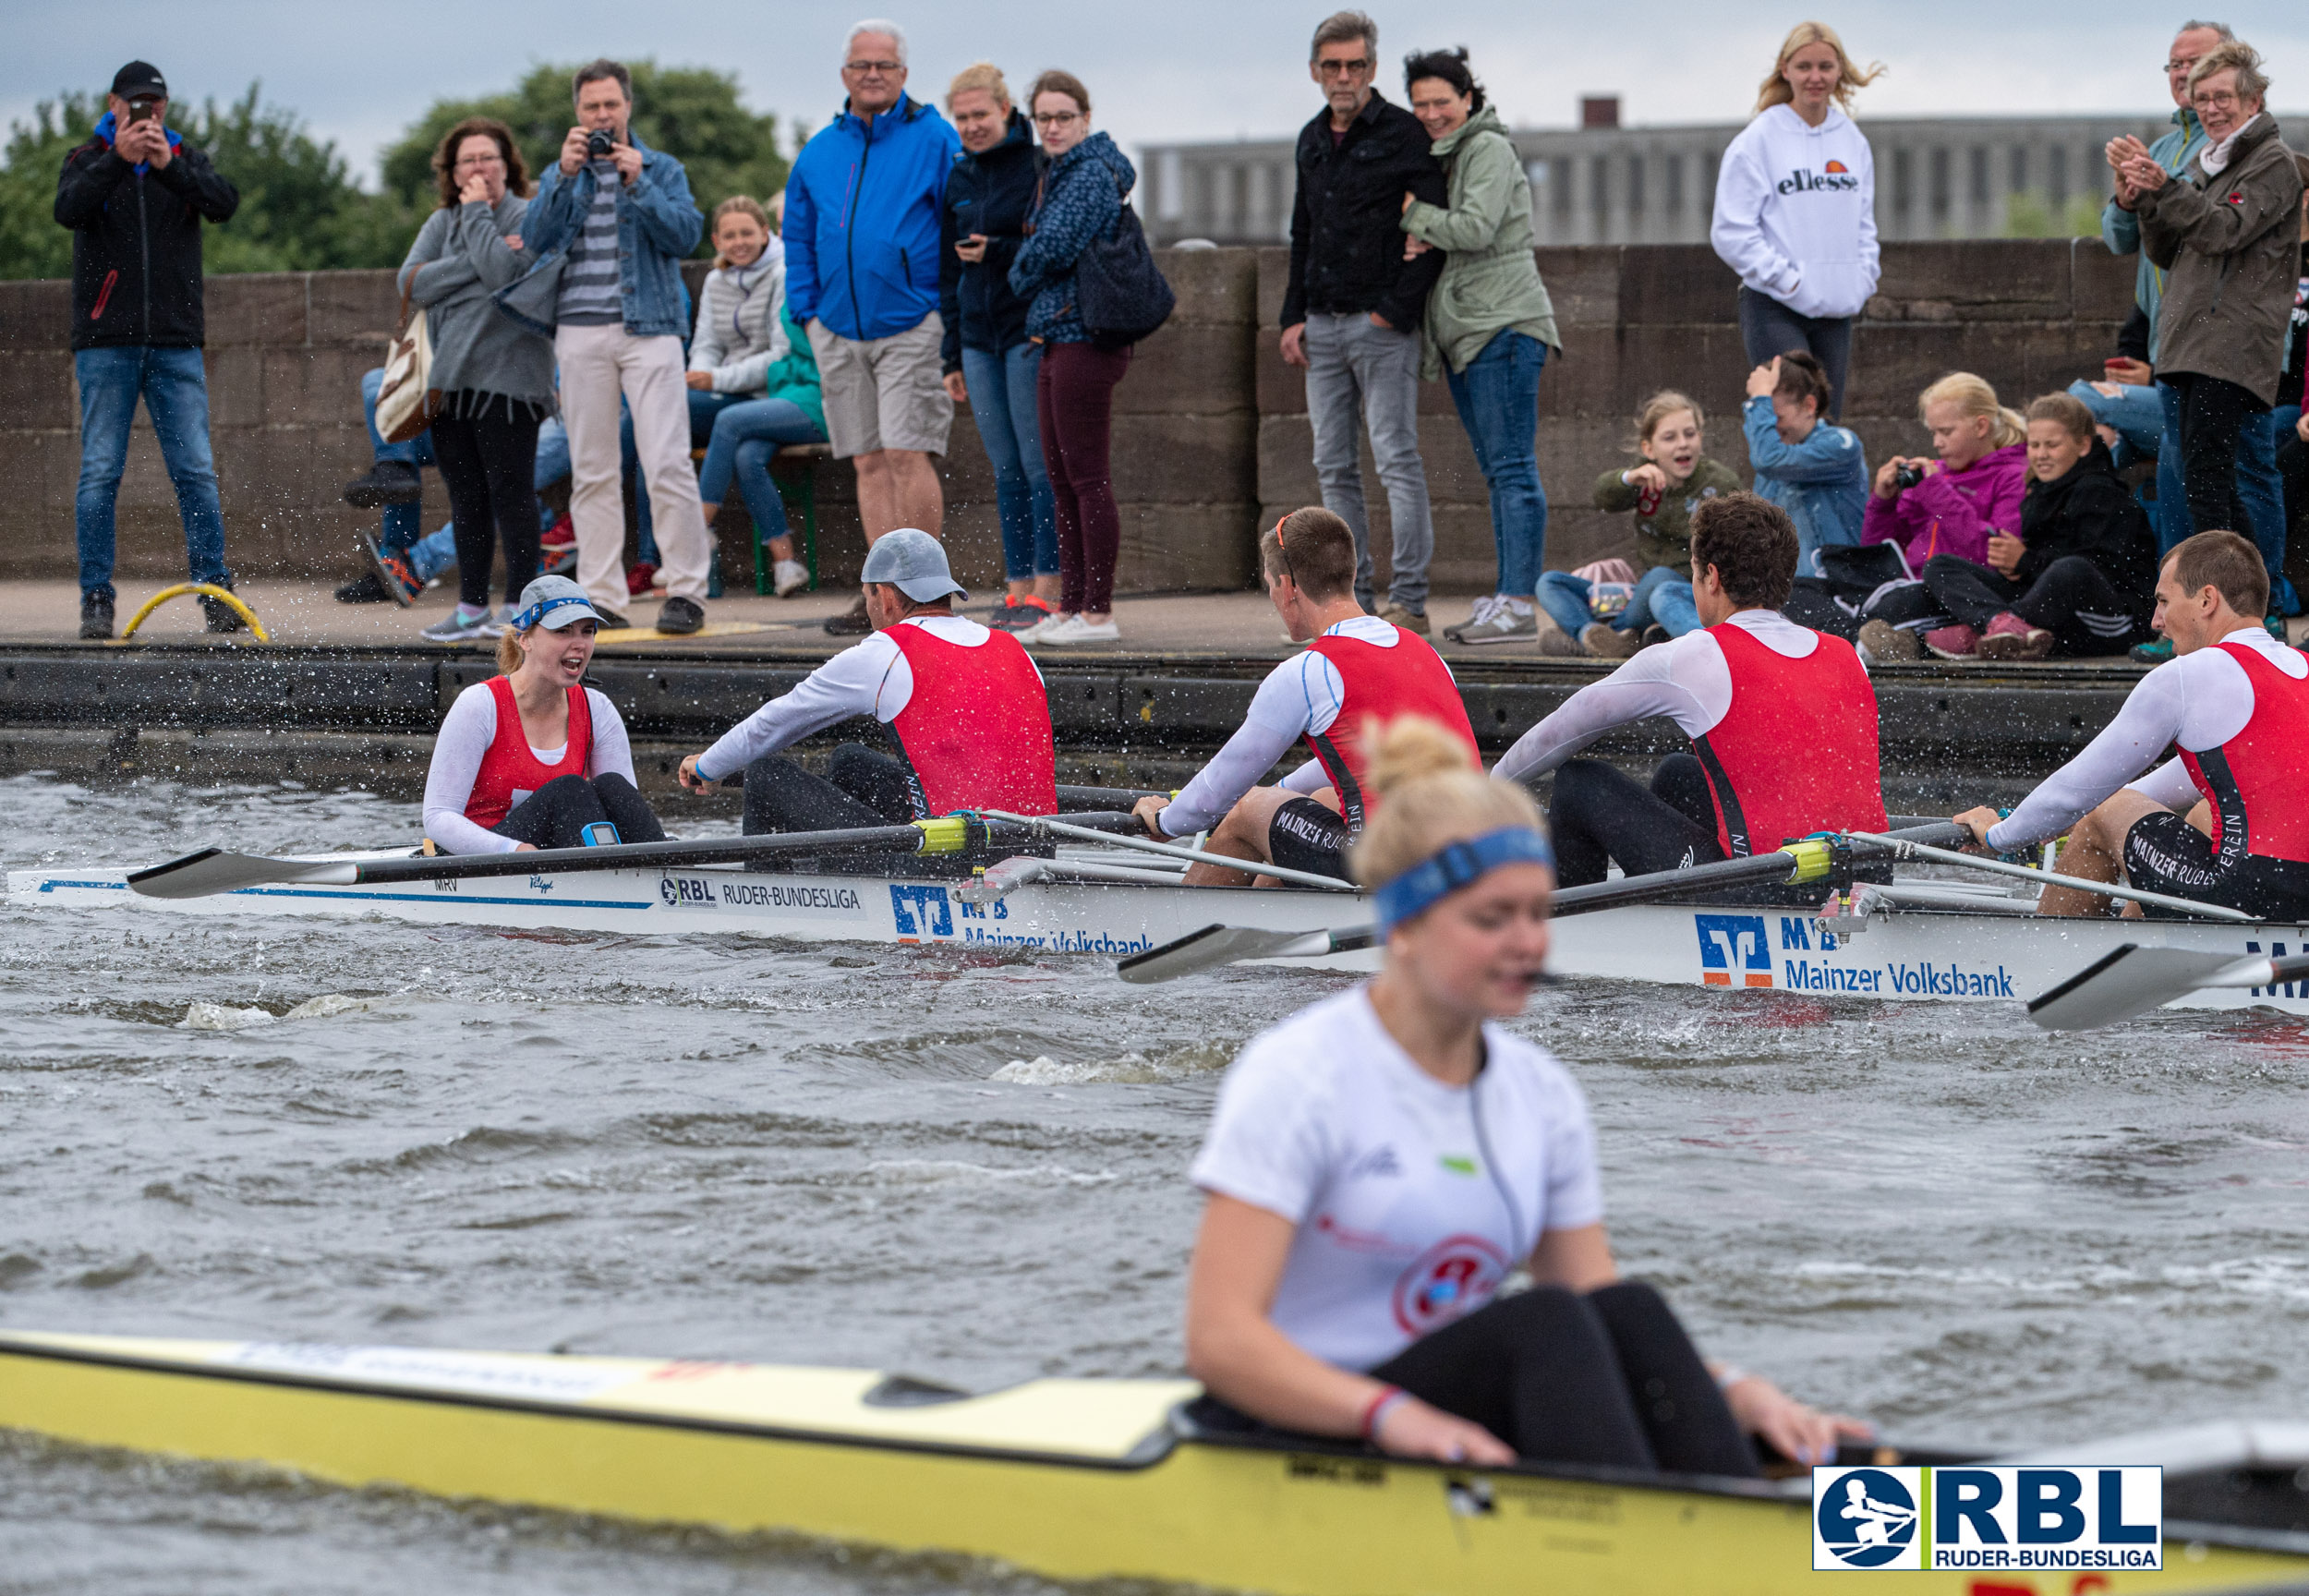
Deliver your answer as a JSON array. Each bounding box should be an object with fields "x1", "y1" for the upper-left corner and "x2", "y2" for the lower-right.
[
  {"x1": 1280, "y1": 91, "x2": 1446, "y2": 331},
  {"x1": 2017, "y1": 439, "x2": 2158, "y2": 604},
  {"x1": 938, "y1": 110, "x2": 1045, "y2": 371},
  {"x1": 54, "y1": 124, "x2": 238, "y2": 350}
]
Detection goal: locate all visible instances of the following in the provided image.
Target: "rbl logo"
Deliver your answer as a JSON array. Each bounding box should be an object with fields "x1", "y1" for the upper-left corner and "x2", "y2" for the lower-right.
[
  {"x1": 1695, "y1": 913, "x2": 1773, "y2": 987},
  {"x1": 1813, "y1": 1465, "x2": 2161, "y2": 1572}
]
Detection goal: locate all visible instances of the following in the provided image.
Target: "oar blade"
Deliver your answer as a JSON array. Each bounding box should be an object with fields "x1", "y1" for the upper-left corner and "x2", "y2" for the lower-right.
[
  {"x1": 2027, "y1": 944, "x2": 2262, "y2": 1031},
  {"x1": 1117, "y1": 924, "x2": 1336, "y2": 985},
  {"x1": 127, "y1": 849, "x2": 357, "y2": 900}
]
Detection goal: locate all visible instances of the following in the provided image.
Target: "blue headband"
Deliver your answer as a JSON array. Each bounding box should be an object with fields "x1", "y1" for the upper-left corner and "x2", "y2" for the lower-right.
[
  {"x1": 513, "y1": 593, "x2": 598, "y2": 632},
  {"x1": 1372, "y1": 827, "x2": 1555, "y2": 934}
]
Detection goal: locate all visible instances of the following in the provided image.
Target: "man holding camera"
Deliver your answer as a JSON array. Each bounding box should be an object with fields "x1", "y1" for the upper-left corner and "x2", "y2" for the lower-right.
[
  {"x1": 54, "y1": 60, "x2": 242, "y2": 641},
  {"x1": 521, "y1": 59, "x2": 707, "y2": 634}
]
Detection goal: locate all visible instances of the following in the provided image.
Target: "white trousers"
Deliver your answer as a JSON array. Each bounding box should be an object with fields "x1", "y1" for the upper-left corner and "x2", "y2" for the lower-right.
[{"x1": 553, "y1": 322, "x2": 710, "y2": 612}]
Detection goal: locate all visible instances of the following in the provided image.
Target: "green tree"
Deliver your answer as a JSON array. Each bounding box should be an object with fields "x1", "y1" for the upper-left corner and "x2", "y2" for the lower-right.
[
  {"x1": 0, "y1": 93, "x2": 100, "y2": 280},
  {"x1": 377, "y1": 61, "x2": 791, "y2": 252},
  {"x1": 2001, "y1": 191, "x2": 2107, "y2": 239}
]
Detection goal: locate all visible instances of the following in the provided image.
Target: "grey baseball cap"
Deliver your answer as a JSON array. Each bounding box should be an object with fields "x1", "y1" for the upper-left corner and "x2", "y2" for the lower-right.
[
  {"x1": 510, "y1": 574, "x2": 604, "y2": 631},
  {"x1": 860, "y1": 527, "x2": 967, "y2": 604}
]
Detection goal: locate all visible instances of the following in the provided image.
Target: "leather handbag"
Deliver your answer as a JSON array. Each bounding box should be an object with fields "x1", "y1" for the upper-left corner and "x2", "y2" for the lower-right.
[
  {"x1": 375, "y1": 286, "x2": 440, "y2": 443},
  {"x1": 1073, "y1": 176, "x2": 1175, "y2": 349}
]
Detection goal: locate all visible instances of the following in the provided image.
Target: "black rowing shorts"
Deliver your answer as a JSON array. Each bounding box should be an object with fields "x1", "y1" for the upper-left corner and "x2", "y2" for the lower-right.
[
  {"x1": 1267, "y1": 796, "x2": 1351, "y2": 882},
  {"x1": 2123, "y1": 810, "x2": 2309, "y2": 921}
]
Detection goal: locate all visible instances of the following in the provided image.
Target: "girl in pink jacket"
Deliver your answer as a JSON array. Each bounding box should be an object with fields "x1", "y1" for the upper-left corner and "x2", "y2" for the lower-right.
[{"x1": 1859, "y1": 372, "x2": 2029, "y2": 569}]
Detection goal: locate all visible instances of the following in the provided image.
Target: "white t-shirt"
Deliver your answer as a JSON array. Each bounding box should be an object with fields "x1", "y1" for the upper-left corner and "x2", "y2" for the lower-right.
[
  {"x1": 1190, "y1": 985, "x2": 1605, "y2": 1372},
  {"x1": 422, "y1": 683, "x2": 635, "y2": 856}
]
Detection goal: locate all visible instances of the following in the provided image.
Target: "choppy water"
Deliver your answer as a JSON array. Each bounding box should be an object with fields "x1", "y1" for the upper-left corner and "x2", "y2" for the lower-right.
[{"x1": 1, "y1": 773, "x2": 2305, "y2": 1593}]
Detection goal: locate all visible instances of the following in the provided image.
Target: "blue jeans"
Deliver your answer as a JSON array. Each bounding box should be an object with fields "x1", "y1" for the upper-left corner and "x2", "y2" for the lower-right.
[
  {"x1": 76, "y1": 345, "x2": 231, "y2": 601},
  {"x1": 1538, "y1": 565, "x2": 1699, "y2": 640},
  {"x1": 360, "y1": 365, "x2": 438, "y2": 559},
  {"x1": 2065, "y1": 379, "x2": 2162, "y2": 461},
  {"x1": 691, "y1": 390, "x2": 826, "y2": 548},
  {"x1": 961, "y1": 342, "x2": 1058, "y2": 580},
  {"x1": 1444, "y1": 331, "x2": 1548, "y2": 596},
  {"x1": 2154, "y1": 378, "x2": 2296, "y2": 612}
]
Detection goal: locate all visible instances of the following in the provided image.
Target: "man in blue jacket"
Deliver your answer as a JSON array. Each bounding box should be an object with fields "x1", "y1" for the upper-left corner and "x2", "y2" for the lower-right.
[
  {"x1": 519, "y1": 59, "x2": 708, "y2": 635},
  {"x1": 786, "y1": 19, "x2": 962, "y2": 635}
]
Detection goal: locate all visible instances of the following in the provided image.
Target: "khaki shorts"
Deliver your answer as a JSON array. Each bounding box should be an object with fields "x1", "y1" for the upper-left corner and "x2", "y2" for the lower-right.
[{"x1": 807, "y1": 313, "x2": 954, "y2": 458}]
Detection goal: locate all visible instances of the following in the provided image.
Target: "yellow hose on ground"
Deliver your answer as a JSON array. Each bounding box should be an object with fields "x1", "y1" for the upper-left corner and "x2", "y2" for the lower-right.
[{"x1": 115, "y1": 584, "x2": 270, "y2": 644}]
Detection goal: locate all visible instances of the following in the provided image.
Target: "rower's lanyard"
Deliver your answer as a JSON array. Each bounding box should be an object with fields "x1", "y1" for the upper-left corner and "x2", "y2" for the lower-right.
[{"x1": 1468, "y1": 1038, "x2": 1528, "y2": 1263}]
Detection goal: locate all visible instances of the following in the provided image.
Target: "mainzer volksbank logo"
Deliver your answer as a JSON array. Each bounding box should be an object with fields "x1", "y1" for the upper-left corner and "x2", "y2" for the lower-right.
[
  {"x1": 1813, "y1": 1464, "x2": 2161, "y2": 1572},
  {"x1": 1777, "y1": 159, "x2": 1860, "y2": 194}
]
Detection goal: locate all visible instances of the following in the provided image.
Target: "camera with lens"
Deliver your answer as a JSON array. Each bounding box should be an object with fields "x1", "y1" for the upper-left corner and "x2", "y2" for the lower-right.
[
  {"x1": 586, "y1": 129, "x2": 616, "y2": 161},
  {"x1": 1891, "y1": 464, "x2": 1926, "y2": 491}
]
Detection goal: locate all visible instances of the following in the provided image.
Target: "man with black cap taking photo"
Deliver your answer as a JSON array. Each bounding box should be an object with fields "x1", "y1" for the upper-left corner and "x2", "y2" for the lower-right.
[{"x1": 54, "y1": 61, "x2": 241, "y2": 640}]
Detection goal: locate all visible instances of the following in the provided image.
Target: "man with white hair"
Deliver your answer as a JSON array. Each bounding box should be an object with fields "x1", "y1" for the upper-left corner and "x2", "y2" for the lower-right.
[{"x1": 785, "y1": 20, "x2": 964, "y2": 635}]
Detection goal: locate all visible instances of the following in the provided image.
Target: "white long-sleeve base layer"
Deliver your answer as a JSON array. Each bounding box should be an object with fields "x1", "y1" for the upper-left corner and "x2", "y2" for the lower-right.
[
  {"x1": 422, "y1": 683, "x2": 636, "y2": 855},
  {"x1": 692, "y1": 616, "x2": 1042, "y2": 784},
  {"x1": 1493, "y1": 611, "x2": 1824, "y2": 784},
  {"x1": 1158, "y1": 616, "x2": 1413, "y2": 838},
  {"x1": 1986, "y1": 626, "x2": 2308, "y2": 851}
]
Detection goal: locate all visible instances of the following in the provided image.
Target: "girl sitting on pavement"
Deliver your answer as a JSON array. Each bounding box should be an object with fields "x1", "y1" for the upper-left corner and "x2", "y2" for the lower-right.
[
  {"x1": 1902, "y1": 392, "x2": 2158, "y2": 661},
  {"x1": 1537, "y1": 392, "x2": 1738, "y2": 657},
  {"x1": 1741, "y1": 351, "x2": 1868, "y2": 574}
]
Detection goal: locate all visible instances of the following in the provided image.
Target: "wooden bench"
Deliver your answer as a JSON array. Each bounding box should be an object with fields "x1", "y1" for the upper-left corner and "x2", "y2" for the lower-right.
[{"x1": 687, "y1": 441, "x2": 834, "y2": 595}]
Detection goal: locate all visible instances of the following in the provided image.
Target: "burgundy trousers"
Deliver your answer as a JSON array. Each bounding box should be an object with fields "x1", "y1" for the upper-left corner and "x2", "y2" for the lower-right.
[{"x1": 1035, "y1": 340, "x2": 1132, "y2": 614}]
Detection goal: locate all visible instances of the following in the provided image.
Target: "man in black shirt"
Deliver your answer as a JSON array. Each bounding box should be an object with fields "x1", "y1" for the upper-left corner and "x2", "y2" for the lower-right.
[
  {"x1": 1278, "y1": 11, "x2": 1448, "y2": 632},
  {"x1": 54, "y1": 61, "x2": 241, "y2": 640}
]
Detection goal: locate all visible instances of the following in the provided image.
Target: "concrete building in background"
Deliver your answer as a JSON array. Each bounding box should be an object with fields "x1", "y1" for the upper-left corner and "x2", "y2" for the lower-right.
[{"x1": 1143, "y1": 97, "x2": 2194, "y2": 248}]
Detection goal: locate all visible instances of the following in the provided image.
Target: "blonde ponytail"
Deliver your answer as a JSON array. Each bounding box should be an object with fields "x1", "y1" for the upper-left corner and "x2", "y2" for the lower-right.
[
  {"x1": 1349, "y1": 716, "x2": 1545, "y2": 890},
  {"x1": 496, "y1": 629, "x2": 524, "y2": 675},
  {"x1": 1918, "y1": 371, "x2": 2025, "y2": 450}
]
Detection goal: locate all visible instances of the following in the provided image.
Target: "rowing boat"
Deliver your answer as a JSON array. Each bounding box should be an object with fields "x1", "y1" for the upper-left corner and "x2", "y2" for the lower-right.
[
  {"x1": 16, "y1": 847, "x2": 2309, "y2": 1013},
  {"x1": 1, "y1": 1329, "x2": 2301, "y2": 1594}
]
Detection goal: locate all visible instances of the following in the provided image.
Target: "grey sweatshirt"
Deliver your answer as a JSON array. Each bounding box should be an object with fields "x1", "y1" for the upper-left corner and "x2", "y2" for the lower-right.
[{"x1": 397, "y1": 193, "x2": 555, "y2": 404}]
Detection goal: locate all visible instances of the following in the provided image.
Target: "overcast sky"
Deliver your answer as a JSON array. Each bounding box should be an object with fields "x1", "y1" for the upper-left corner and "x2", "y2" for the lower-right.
[{"x1": 10, "y1": 0, "x2": 2309, "y2": 186}]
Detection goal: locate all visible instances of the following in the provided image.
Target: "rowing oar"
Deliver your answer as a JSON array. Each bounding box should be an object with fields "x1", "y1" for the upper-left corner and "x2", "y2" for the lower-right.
[
  {"x1": 2028, "y1": 943, "x2": 2309, "y2": 1031},
  {"x1": 125, "y1": 813, "x2": 1142, "y2": 901},
  {"x1": 1839, "y1": 830, "x2": 2260, "y2": 924},
  {"x1": 975, "y1": 810, "x2": 1359, "y2": 893},
  {"x1": 1116, "y1": 826, "x2": 1969, "y2": 985}
]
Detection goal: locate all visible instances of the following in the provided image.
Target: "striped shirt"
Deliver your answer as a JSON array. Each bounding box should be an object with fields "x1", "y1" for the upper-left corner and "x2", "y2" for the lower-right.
[{"x1": 555, "y1": 162, "x2": 624, "y2": 326}]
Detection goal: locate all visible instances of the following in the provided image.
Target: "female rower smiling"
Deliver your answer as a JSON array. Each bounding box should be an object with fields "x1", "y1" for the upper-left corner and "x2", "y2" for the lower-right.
[
  {"x1": 421, "y1": 575, "x2": 667, "y2": 853},
  {"x1": 1185, "y1": 715, "x2": 1868, "y2": 1471}
]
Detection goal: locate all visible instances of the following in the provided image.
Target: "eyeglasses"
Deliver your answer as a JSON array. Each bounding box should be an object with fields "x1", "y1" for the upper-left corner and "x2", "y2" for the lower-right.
[
  {"x1": 2193, "y1": 90, "x2": 2243, "y2": 110},
  {"x1": 454, "y1": 153, "x2": 505, "y2": 170},
  {"x1": 1033, "y1": 110, "x2": 1082, "y2": 127},
  {"x1": 2165, "y1": 57, "x2": 2206, "y2": 72},
  {"x1": 1315, "y1": 57, "x2": 1373, "y2": 76},
  {"x1": 845, "y1": 59, "x2": 901, "y2": 74}
]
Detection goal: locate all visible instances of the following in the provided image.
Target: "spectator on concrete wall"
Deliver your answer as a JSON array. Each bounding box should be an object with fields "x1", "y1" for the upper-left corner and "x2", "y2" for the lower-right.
[
  {"x1": 54, "y1": 61, "x2": 241, "y2": 641},
  {"x1": 513, "y1": 58, "x2": 708, "y2": 635},
  {"x1": 1533, "y1": 392, "x2": 1733, "y2": 656},
  {"x1": 1710, "y1": 22, "x2": 1882, "y2": 422},
  {"x1": 940, "y1": 63, "x2": 1059, "y2": 633},
  {"x1": 683, "y1": 197, "x2": 827, "y2": 601},
  {"x1": 1902, "y1": 393, "x2": 2158, "y2": 662},
  {"x1": 1741, "y1": 350, "x2": 1868, "y2": 572},
  {"x1": 399, "y1": 117, "x2": 554, "y2": 644},
  {"x1": 2115, "y1": 41, "x2": 2303, "y2": 625},
  {"x1": 1008, "y1": 69, "x2": 1136, "y2": 646},
  {"x1": 786, "y1": 18, "x2": 961, "y2": 637},
  {"x1": 1278, "y1": 10, "x2": 1448, "y2": 634},
  {"x1": 1392, "y1": 48, "x2": 1559, "y2": 650}
]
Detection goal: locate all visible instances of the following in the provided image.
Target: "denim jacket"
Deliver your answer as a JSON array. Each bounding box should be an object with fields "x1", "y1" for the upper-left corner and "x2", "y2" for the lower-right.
[{"x1": 497, "y1": 129, "x2": 703, "y2": 338}]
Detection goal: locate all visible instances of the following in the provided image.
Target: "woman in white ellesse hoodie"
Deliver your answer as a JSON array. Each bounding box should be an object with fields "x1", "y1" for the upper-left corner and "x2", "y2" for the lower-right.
[{"x1": 1711, "y1": 22, "x2": 1885, "y2": 421}]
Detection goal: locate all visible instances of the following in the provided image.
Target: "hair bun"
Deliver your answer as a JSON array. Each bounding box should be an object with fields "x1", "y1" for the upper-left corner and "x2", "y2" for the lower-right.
[{"x1": 1364, "y1": 715, "x2": 1478, "y2": 801}]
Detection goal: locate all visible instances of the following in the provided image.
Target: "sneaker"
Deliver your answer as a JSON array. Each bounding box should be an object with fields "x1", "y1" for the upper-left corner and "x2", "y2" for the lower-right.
[
  {"x1": 1032, "y1": 613, "x2": 1120, "y2": 646},
  {"x1": 334, "y1": 573, "x2": 391, "y2": 604},
  {"x1": 824, "y1": 597, "x2": 873, "y2": 636},
  {"x1": 1580, "y1": 621, "x2": 1644, "y2": 659},
  {"x1": 656, "y1": 595, "x2": 706, "y2": 635},
  {"x1": 1977, "y1": 611, "x2": 2053, "y2": 660},
  {"x1": 539, "y1": 512, "x2": 575, "y2": 551},
  {"x1": 626, "y1": 562, "x2": 659, "y2": 598},
  {"x1": 1922, "y1": 622, "x2": 1981, "y2": 660},
  {"x1": 79, "y1": 593, "x2": 114, "y2": 640},
  {"x1": 1445, "y1": 597, "x2": 1538, "y2": 647},
  {"x1": 989, "y1": 595, "x2": 1053, "y2": 631},
  {"x1": 1856, "y1": 618, "x2": 1923, "y2": 662},
  {"x1": 342, "y1": 460, "x2": 422, "y2": 509},
  {"x1": 201, "y1": 586, "x2": 248, "y2": 635},
  {"x1": 541, "y1": 542, "x2": 577, "y2": 576},
  {"x1": 419, "y1": 606, "x2": 496, "y2": 643},
  {"x1": 2129, "y1": 635, "x2": 2174, "y2": 665},
  {"x1": 1640, "y1": 623, "x2": 1670, "y2": 648},
  {"x1": 1378, "y1": 602, "x2": 1431, "y2": 636},
  {"x1": 772, "y1": 559, "x2": 811, "y2": 598},
  {"x1": 2267, "y1": 613, "x2": 2288, "y2": 641},
  {"x1": 367, "y1": 538, "x2": 421, "y2": 607},
  {"x1": 1535, "y1": 614, "x2": 1590, "y2": 657},
  {"x1": 593, "y1": 608, "x2": 631, "y2": 632}
]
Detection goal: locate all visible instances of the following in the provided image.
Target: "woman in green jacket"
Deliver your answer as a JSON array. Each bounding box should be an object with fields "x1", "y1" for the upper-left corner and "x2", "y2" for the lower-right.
[{"x1": 1398, "y1": 48, "x2": 1563, "y2": 647}]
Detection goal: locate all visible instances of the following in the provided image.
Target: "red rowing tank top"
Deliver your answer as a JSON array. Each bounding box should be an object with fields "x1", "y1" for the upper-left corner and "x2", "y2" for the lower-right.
[
  {"x1": 1304, "y1": 625, "x2": 1480, "y2": 831},
  {"x1": 2182, "y1": 640, "x2": 2309, "y2": 865},
  {"x1": 883, "y1": 621, "x2": 1058, "y2": 817},
  {"x1": 1691, "y1": 621, "x2": 1887, "y2": 857},
  {"x1": 465, "y1": 675, "x2": 594, "y2": 829}
]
